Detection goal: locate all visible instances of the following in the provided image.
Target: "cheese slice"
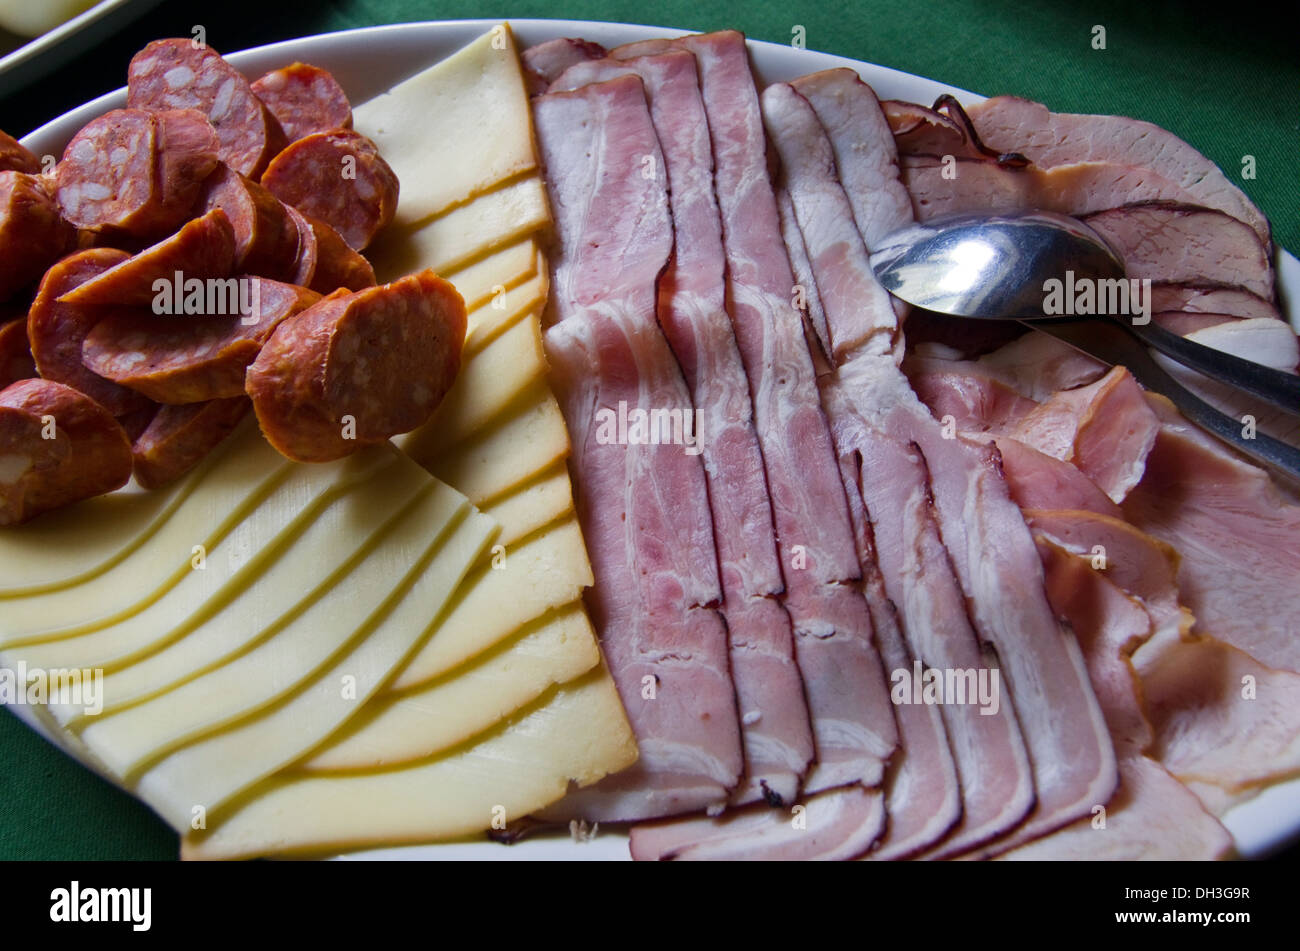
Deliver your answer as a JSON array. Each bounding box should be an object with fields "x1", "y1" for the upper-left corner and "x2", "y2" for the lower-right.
[
  {"x1": 414, "y1": 393, "x2": 570, "y2": 507},
  {"x1": 180, "y1": 668, "x2": 636, "y2": 860},
  {"x1": 50, "y1": 453, "x2": 435, "y2": 725},
  {"x1": 0, "y1": 425, "x2": 301, "y2": 648},
  {"x1": 134, "y1": 506, "x2": 498, "y2": 831},
  {"x1": 391, "y1": 517, "x2": 592, "y2": 691},
  {"x1": 353, "y1": 23, "x2": 537, "y2": 230},
  {"x1": 480, "y1": 464, "x2": 574, "y2": 550},
  {"x1": 465, "y1": 266, "x2": 548, "y2": 356},
  {"x1": 300, "y1": 603, "x2": 599, "y2": 771},
  {"x1": 443, "y1": 237, "x2": 538, "y2": 312},
  {"x1": 366, "y1": 175, "x2": 551, "y2": 278},
  {"x1": 421, "y1": 317, "x2": 547, "y2": 454},
  {"x1": 9, "y1": 446, "x2": 396, "y2": 668}
]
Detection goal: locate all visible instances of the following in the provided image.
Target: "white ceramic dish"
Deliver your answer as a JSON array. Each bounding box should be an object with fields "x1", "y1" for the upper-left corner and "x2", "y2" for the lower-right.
[
  {"x1": 0, "y1": 0, "x2": 162, "y2": 93},
  {"x1": 12, "y1": 18, "x2": 1299, "y2": 862}
]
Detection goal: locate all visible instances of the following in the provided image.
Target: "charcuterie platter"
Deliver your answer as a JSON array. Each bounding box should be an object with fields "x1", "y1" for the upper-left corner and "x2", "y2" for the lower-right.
[{"x1": 3, "y1": 19, "x2": 1298, "y2": 861}]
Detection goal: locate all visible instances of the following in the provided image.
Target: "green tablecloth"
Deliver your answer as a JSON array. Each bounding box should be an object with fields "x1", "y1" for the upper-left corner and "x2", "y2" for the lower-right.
[{"x1": 1, "y1": 0, "x2": 1296, "y2": 861}]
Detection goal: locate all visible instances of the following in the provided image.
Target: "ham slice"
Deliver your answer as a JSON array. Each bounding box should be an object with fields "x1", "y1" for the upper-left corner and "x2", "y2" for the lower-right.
[
  {"x1": 611, "y1": 30, "x2": 898, "y2": 794},
  {"x1": 1150, "y1": 282, "x2": 1281, "y2": 323},
  {"x1": 520, "y1": 38, "x2": 606, "y2": 93},
  {"x1": 534, "y1": 75, "x2": 743, "y2": 819},
  {"x1": 1082, "y1": 203, "x2": 1275, "y2": 302},
  {"x1": 551, "y1": 51, "x2": 814, "y2": 808},
  {"x1": 966, "y1": 96, "x2": 1269, "y2": 243}
]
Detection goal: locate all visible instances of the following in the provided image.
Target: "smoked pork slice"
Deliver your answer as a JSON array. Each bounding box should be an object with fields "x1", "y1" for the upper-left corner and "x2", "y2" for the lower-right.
[
  {"x1": 521, "y1": 38, "x2": 607, "y2": 93},
  {"x1": 1150, "y1": 282, "x2": 1281, "y2": 323},
  {"x1": 551, "y1": 51, "x2": 814, "y2": 807},
  {"x1": 533, "y1": 75, "x2": 743, "y2": 819}
]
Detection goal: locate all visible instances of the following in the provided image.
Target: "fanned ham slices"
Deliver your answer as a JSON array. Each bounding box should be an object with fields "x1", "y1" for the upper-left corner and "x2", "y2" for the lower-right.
[{"x1": 522, "y1": 28, "x2": 1298, "y2": 859}]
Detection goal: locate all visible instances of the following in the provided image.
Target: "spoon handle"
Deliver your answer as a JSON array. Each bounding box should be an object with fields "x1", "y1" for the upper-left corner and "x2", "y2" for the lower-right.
[
  {"x1": 1024, "y1": 320, "x2": 1300, "y2": 485},
  {"x1": 1118, "y1": 319, "x2": 1300, "y2": 416}
]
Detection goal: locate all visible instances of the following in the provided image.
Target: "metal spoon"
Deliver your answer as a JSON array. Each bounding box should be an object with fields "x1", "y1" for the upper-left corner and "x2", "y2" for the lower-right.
[
  {"x1": 870, "y1": 211, "x2": 1300, "y2": 415},
  {"x1": 870, "y1": 211, "x2": 1300, "y2": 481}
]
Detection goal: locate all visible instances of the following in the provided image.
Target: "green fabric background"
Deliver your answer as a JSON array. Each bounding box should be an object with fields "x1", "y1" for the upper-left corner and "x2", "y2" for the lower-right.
[{"x1": 1, "y1": 0, "x2": 1295, "y2": 861}]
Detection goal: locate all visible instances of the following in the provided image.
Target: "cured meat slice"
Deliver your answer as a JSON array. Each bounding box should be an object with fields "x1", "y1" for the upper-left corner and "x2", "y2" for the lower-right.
[
  {"x1": 1150, "y1": 282, "x2": 1280, "y2": 322},
  {"x1": 82, "y1": 278, "x2": 321, "y2": 403},
  {"x1": 0, "y1": 170, "x2": 75, "y2": 301},
  {"x1": 0, "y1": 379, "x2": 132, "y2": 525},
  {"x1": 58, "y1": 208, "x2": 237, "y2": 308},
  {"x1": 251, "y1": 63, "x2": 353, "y2": 142},
  {"x1": 128, "y1": 39, "x2": 283, "y2": 178},
  {"x1": 54, "y1": 108, "x2": 219, "y2": 240},
  {"x1": 612, "y1": 31, "x2": 897, "y2": 792},
  {"x1": 299, "y1": 212, "x2": 376, "y2": 294},
  {"x1": 132, "y1": 397, "x2": 251, "y2": 489},
  {"x1": 522, "y1": 37, "x2": 607, "y2": 92},
  {"x1": 245, "y1": 270, "x2": 464, "y2": 463},
  {"x1": 967, "y1": 96, "x2": 1269, "y2": 242},
  {"x1": 0, "y1": 318, "x2": 36, "y2": 389},
  {"x1": 535, "y1": 74, "x2": 742, "y2": 820},
  {"x1": 0, "y1": 129, "x2": 41, "y2": 174},
  {"x1": 261, "y1": 130, "x2": 398, "y2": 251},
  {"x1": 201, "y1": 164, "x2": 300, "y2": 279},
  {"x1": 883, "y1": 98, "x2": 1029, "y2": 166},
  {"x1": 27, "y1": 248, "x2": 153, "y2": 416},
  {"x1": 550, "y1": 51, "x2": 813, "y2": 806},
  {"x1": 1082, "y1": 203, "x2": 1274, "y2": 301}
]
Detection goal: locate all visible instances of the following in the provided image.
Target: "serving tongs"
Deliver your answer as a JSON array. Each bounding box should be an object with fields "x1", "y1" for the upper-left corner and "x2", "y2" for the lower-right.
[{"x1": 871, "y1": 211, "x2": 1300, "y2": 481}]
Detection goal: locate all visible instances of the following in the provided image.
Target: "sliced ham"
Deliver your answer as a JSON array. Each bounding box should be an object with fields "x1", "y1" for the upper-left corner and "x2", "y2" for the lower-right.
[
  {"x1": 1082, "y1": 203, "x2": 1275, "y2": 302},
  {"x1": 611, "y1": 30, "x2": 898, "y2": 794},
  {"x1": 1150, "y1": 282, "x2": 1281, "y2": 323},
  {"x1": 966, "y1": 96, "x2": 1269, "y2": 243},
  {"x1": 551, "y1": 51, "x2": 815, "y2": 808},
  {"x1": 534, "y1": 75, "x2": 742, "y2": 819},
  {"x1": 521, "y1": 38, "x2": 606, "y2": 93}
]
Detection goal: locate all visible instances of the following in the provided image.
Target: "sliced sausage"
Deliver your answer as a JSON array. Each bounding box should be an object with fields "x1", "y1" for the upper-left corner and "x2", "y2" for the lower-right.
[
  {"x1": 58, "y1": 208, "x2": 236, "y2": 308},
  {"x1": 0, "y1": 378, "x2": 133, "y2": 525},
  {"x1": 54, "y1": 108, "x2": 218, "y2": 239},
  {"x1": 132, "y1": 396, "x2": 250, "y2": 489},
  {"x1": 251, "y1": 63, "x2": 353, "y2": 142},
  {"x1": 82, "y1": 277, "x2": 321, "y2": 403},
  {"x1": 301, "y1": 212, "x2": 375, "y2": 294},
  {"x1": 0, "y1": 129, "x2": 42, "y2": 174},
  {"x1": 116, "y1": 403, "x2": 160, "y2": 442},
  {"x1": 0, "y1": 317, "x2": 37, "y2": 388},
  {"x1": 27, "y1": 248, "x2": 153, "y2": 416},
  {"x1": 128, "y1": 38, "x2": 284, "y2": 179},
  {"x1": 1, "y1": 170, "x2": 76, "y2": 301},
  {"x1": 246, "y1": 270, "x2": 465, "y2": 462},
  {"x1": 285, "y1": 203, "x2": 317, "y2": 287},
  {"x1": 260, "y1": 130, "x2": 398, "y2": 250},
  {"x1": 201, "y1": 164, "x2": 299, "y2": 279}
]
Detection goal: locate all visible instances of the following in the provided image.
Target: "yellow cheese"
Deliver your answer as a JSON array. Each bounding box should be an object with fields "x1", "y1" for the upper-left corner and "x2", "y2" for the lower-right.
[
  {"x1": 301, "y1": 603, "x2": 600, "y2": 772},
  {"x1": 0, "y1": 425, "x2": 300, "y2": 648},
  {"x1": 391, "y1": 517, "x2": 592, "y2": 691},
  {"x1": 420, "y1": 318, "x2": 547, "y2": 454},
  {"x1": 180, "y1": 668, "x2": 637, "y2": 860},
  {"x1": 365, "y1": 176, "x2": 551, "y2": 278},
  {"x1": 414, "y1": 393, "x2": 570, "y2": 506},
  {"x1": 353, "y1": 24, "x2": 537, "y2": 231},
  {"x1": 48, "y1": 453, "x2": 435, "y2": 726},
  {"x1": 443, "y1": 237, "x2": 538, "y2": 312},
  {"x1": 133, "y1": 507, "x2": 498, "y2": 831},
  {"x1": 480, "y1": 464, "x2": 574, "y2": 549},
  {"x1": 465, "y1": 269, "x2": 548, "y2": 356},
  {"x1": 8, "y1": 446, "x2": 396, "y2": 667}
]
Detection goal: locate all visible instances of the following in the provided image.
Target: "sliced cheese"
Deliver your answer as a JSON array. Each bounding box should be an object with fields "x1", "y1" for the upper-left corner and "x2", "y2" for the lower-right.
[
  {"x1": 50, "y1": 453, "x2": 435, "y2": 725},
  {"x1": 180, "y1": 668, "x2": 637, "y2": 860},
  {"x1": 10, "y1": 447, "x2": 396, "y2": 668},
  {"x1": 0, "y1": 424, "x2": 298, "y2": 647},
  {"x1": 480, "y1": 464, "x2": 574, "y2": 550},
  {"x1": 465, "y1": 265, "x2": 548, "y2": 357},
  {"x1": 366, "y1": 175, "x2": 551, "y2": 278},
  {"x1": 300, "y1": 603, "x2": 599, "y2": 771},
  {"x1": 134, "y1": 506, "x2": 498, "y2": 831},
  {"x1": 443, "y1": 237, "x2": 538, "y2": 312},
  {"x1": 421, "y1": 317, "x2": 547, "y2": 454},
  {"x1": 353, "y1": 23, "x2": 537, "y2": 230},
  {"x1": 412, "y1": 392, "x2": 570, "y2": 506},
  {"x1": 391, "y1": 517, "x2": 592, "y2": 691}
]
